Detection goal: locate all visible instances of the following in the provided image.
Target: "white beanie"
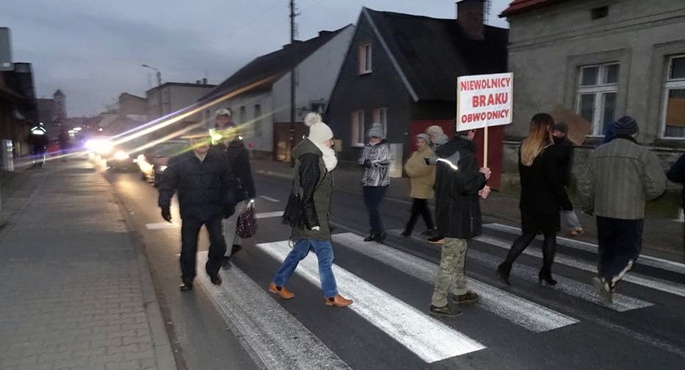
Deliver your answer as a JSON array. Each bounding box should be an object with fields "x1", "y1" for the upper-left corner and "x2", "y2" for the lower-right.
[
  {"x1": 305, "y1": 113, "x2": 333, "y2": 144},
  {"x1": 368, "y1": 122, "x2": 385, "y2": 139}
]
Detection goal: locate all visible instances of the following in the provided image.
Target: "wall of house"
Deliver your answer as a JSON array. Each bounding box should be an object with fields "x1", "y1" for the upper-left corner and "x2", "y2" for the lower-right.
[
  {"x1": 326, "y1": 14, "x2": 415, "y2": 162},
  {"x1": 505, "y1": 0, "x2": 685, "y2": 183},
  {"x1": 272, "y1": 26, "x2": 356, "y2": 125},
  {"x1": 168, "y1": 85, "x2": 214, "y2": 124}
]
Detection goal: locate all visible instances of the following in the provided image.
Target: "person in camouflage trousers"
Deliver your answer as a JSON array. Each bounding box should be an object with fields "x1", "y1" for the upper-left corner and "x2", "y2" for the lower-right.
[{"x1": 430, "y1": 130, "x2": 490, "y2": 317}]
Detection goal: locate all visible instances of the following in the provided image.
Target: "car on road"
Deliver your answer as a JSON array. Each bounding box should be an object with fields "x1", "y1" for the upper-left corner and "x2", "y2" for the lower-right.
[{"x1": 137, "y1": 139, "x2": 188, "y2": 187}]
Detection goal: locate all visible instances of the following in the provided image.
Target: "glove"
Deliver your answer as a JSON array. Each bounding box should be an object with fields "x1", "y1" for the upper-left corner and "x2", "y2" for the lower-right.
[
  {"x1": 161, "y1": 207, "x2": 172, "y2": 222},
  {"x1": 223, "y1": 204, "x2": 236, "y2": 219}
]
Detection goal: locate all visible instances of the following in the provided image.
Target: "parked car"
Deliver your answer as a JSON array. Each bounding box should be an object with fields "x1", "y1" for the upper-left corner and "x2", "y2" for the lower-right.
[{"x1": 137, "y1": 140, "x2": 188, "y2": 187}]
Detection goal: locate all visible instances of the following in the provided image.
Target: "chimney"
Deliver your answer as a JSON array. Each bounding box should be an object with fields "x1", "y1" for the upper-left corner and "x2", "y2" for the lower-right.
[
  {"x1": 202, "y1": 78, "x2": 208, "y2": 85},
  {"x1": 456, "y1": 0, "x2": 485, "y2": 40}
]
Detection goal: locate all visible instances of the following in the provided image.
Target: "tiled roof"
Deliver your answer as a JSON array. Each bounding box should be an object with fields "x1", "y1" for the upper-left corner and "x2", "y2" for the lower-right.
[{"x1": 500, "y1": 0, "x2": 558, "y2": 17}]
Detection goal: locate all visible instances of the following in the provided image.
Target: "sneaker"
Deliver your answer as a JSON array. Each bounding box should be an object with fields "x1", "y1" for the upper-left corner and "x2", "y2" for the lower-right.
[
  {"x1": 427, "y1": 236, "x2": 445, "y2": 245},
  {"x1": 453, "y1": 291, "x2": 479, "y2": 305},
  {"x1": 429, "y1": 304, "x2": 463, "y2": 317},
  {"x1": 180, "y1": 282, "x2": 194, "y2": 291},
  {"x1": 592, "y1": 276, "x2": 613, "y2": 305}
]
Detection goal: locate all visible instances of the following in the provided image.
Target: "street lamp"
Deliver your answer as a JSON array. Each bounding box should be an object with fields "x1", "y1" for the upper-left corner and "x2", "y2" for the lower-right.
[{"x1": 142, "y1": 64, "x2": 163, "y2": 118}]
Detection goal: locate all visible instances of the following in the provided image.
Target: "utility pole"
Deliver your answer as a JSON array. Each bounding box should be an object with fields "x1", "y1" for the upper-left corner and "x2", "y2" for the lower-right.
[
  {"x1": 289, "y1": 0, "x2": 298, "y2": 162},
  {"x1": 142, "y1": 64, "x2": 163, "y2": 119}
]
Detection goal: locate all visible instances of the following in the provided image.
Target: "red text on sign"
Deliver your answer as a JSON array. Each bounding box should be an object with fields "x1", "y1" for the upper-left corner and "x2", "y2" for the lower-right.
[{"x1": 472, "y1": 93, "x2": 509, "y2": 108}]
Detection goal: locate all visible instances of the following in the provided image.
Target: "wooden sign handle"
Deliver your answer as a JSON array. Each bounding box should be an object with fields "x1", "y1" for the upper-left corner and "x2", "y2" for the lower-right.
[{"x1": 483, "y1": 124, "x2": 489, "y2": 168}]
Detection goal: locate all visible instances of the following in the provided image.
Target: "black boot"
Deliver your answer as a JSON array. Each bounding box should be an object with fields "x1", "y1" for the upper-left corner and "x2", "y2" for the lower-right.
[
  {"x1": 540, "y1": 233, "x2": 558, "y2": 286},
  {"x1": 180, "y1": 281, "x2": 194, "y2": 291},
  {"x1": 364, "y1": 233, "x2": 375, "y2": 242},
  {"x1": 538, "y1": 269, "x2": 558, "y2": 286},
  {"x1": 496, "y1": 263, "x2": 512, "y2": 286},
  {"x1": 374, "y1": 232, "x2": 387, "y2": 243}
]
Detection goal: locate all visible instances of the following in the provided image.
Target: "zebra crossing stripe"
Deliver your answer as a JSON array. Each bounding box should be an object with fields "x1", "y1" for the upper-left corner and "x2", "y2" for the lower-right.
[
  {"x1": 332, "y1": 233, "x2": 578, "y2": 332},
  {"x1": 197, "y1": 253, "x2": 351, "y2": 370},
  {"x1": 476, "y1": 235, "x2": 685, "y2": 299},
  {"x1": 255, "y1": 240, "x2": 486, "y2": 363},
  {"x1": 483, "y1": 223, "x2": 685, "y2": 274}
]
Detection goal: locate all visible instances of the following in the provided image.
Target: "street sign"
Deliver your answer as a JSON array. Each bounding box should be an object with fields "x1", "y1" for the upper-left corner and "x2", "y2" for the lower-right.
[{"x1": 0, "y1": 28, "x2": 12, "y2": 72}]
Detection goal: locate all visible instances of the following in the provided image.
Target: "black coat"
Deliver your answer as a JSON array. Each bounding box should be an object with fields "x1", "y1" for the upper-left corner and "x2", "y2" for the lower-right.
[
  {"x1": 158, "y1": 147, "x2": 236, "y2": 220},
  {"x1": 223, "y1": 139, "x2": 257, "y2": 203},
  {"x1": 434, "y1": 136, "x2": 487, "y2": 239},
  {"x1": 553, "y1": 135, "x2": 574, "y2": 186},
  {"x1": 667, "y1": 153, "x2": 685, "y2": 208},
  {"x1": 519, "y1": 145, "x2": 572, "y2": 214}
]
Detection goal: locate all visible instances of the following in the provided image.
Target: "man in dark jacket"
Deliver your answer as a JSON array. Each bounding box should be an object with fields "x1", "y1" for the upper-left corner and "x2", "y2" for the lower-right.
[
  {"x1": 212, "y1": 108, "x2": 257, "y2": 267},
  {"x1": 667, "y1": 153, "x2": 685, "y2": 252},
  {"x1": 158, "y1": 131, "x2": 237, "y2": 291},
  {"x1": 430, "y1": 130, "x2": 490, "y2": 317},
  {"x1": 553, "y1": 122, "x2": 584, "y2": 236}
]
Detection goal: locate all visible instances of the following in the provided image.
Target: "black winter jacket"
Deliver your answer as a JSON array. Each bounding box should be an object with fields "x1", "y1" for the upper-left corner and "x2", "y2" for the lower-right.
[
  {"x1": 519, "y1": 145, "x2": 572, "y2": 214},
  {"x1": 158, "y1": 148, "x2": 236, "y2": 220},
  {"x1": 434, "y1": 136, "x2": 487, "y2": 239},
  {"x1": 224, "y1": 139, "x2": 256, "y2": 203},
  {"x1": 667, "y1": 153, "x2": 685, "y2": 208},
  {"x1": 553, "y1": 135, "x2": 574, "y2": 187}
]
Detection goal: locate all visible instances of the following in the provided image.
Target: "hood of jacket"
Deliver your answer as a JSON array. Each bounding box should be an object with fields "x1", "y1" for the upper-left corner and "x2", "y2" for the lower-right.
[
  {"x1": 435, "y1": 135, "x2": 475, "y2": 158},
  {"x1": 292, "y1": 138, "x2": 322, "y2": 160}
]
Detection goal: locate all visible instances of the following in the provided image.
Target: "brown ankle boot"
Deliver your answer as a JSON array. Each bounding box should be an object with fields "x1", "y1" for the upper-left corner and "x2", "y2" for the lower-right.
[
  {"x1": 324, "y1": 294, "x2": 353, "y2": 307},
  {"x1": 269, "y1": 282, "x2": 295, "y2": 300}
]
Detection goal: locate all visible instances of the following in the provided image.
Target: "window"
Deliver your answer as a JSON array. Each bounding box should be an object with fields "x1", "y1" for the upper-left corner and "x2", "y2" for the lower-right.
[
  {"x1": 662, "y1": 55, "x2": 685, "y2": 138},
  {"x1": 359, "y1": 43, "x2": 372, "y2": 74},
  {"x1": 351, "y1": 110, "x2": 365, "y2": 146},
  {"x1": 576, "y1": 63, "x2": 620, "y2": 135},
  {"x1": 254, "y1": 104, "x2": 262, "y2": 137},
  {"x1": 239, "y1": 106, "x2": 246, "y2": 124},
  {"x1": 373, "y1": 107, "x2": 388, "y2": 134}
]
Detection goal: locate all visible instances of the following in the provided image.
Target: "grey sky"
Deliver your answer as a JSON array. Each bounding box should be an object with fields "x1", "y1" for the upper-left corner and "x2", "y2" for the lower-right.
[{"x1": 1, "y1": 0, "x2": 510, "y2": 117}]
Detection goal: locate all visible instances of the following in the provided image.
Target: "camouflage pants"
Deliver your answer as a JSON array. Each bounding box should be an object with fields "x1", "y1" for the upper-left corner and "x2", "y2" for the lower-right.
[{"x1": 431, "y1": 238, "x2": 468, "y2": 307}]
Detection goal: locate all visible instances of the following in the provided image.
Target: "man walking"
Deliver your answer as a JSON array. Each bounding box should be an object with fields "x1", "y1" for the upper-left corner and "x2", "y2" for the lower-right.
[
  {"x1": 553, "y1": 122, "x2": 584, "y2": 237},
  {"x1": 430, "y1": 129, "x2": 490, "y2": 317},
  {"x1": 158, "y1": 130, "x2": 237, "y2": 291},
  {"x1": 578, "y1": 116, "x2": 666, "y2": 304}
]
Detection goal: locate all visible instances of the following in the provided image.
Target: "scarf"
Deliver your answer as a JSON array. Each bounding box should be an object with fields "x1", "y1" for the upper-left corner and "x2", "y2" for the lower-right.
[{"x1": 312, "y1": 140, "x2": 338, "y2": 172}]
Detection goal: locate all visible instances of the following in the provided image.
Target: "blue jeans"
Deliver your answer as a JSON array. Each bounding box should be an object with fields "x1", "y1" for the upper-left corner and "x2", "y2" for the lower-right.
[
  {"x1": 273, "y1": 238, "x2": 338, "y2": 298},
  {"x1": 363, "y1": 186, "x2": 388, "y2": 234}
]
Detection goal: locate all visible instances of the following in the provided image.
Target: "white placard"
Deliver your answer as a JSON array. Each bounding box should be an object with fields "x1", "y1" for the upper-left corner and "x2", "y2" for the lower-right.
[{"x1": 457, "y1": 72, "x2": 514, "y2": 131}]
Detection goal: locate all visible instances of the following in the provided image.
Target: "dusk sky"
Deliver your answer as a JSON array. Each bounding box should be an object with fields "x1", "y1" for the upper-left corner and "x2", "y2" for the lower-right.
[{"x1": 1, "y1": 0, "x2": 511, "y2": 117}]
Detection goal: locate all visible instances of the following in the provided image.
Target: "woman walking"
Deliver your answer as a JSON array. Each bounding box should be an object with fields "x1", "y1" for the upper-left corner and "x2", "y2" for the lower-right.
[
  {"x1": 497, "y1": 113, "x2": 573, "y2": 286},
  {"x1": 270, "y1": 113, "x2": 352, "y2": 307},
  {"x1": 359, "y1": 123, "x2": 391, "y2": 243},
  {"x1": 401, "y1": 133, "x2": 436, "y2": 237}
]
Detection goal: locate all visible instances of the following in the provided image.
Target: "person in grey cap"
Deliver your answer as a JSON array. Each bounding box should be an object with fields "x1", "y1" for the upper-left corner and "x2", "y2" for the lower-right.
[
  {"x1": 359, "y1": 123, "x2": 391, "y2": 243},
  {"x1": 552, "y1": 122, "x2": 584, "y2": 237},
  {"x1": 578, "y1": 115, "x2": 666, "y2": 304}
]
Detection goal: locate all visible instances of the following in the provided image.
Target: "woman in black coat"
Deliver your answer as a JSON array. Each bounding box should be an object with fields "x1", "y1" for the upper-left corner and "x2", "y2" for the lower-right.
[{"x1": 497, "y1": 113, "x2": 572, "y2": 286}]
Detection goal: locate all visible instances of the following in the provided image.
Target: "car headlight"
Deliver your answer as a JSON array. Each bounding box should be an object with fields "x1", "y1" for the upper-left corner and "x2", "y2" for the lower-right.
[
  {"x1": 114, "y1": 151, "x2": 129, "y2": 160},
  {"x1": 86, "y1": 139, "x2": 114, "y2": 155}
]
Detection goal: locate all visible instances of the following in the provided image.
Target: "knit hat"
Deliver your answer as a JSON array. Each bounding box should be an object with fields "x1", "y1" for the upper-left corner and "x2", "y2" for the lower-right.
[
  {"x1": 425, "y1": 125, "x2": 445, "y2": 142},
  {"x1": 304, "y1": 113, "x2": 334, "y2": 144},
  {"x1": 368, "y1": 123, "x2": 385, "y2": 139},
  {"x1": 554, "y1": 122, "x2": 569, "y2": 134},
  {"x1": 416, "y1": 133, "x2": 430, "y2": 144},
  {"x1": 612, "y1": 116, "x2": 639, "y2": 136}
]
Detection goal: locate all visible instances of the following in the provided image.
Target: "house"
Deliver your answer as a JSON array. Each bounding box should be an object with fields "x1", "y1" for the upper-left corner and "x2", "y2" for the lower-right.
[
  {"x1": 118, "y1": 93, "x2": 147, "y2": 117},
  {"x1": 199, "y1": 25, "x2": 355, "y2": 161},
  {"x1": 325, "y1": 1, "x2": 508, "y2": 185},
  {"x1": 0, "y1": 62, "x2": 38, "y2": 161},
  {"x1": 145, "y1": 80, "x2": 215, "y2": 138},
  {"x1": 500, "y1": 0, "x2": 685, "y2": 176}
]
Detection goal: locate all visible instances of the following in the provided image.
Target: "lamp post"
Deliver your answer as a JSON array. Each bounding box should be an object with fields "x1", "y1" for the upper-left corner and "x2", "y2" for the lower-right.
[{"x1": 142, "y1": 64, "x2": 163, "y2": 119}]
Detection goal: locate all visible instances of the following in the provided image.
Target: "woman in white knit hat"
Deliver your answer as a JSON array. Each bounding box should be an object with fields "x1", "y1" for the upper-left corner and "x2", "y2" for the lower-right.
[
  {"x1": 359, "y1": 122, "x2": 391, "y2": 243},
  {"x1": 271, "y1": 113, "x2": 353, "y2": 307}
]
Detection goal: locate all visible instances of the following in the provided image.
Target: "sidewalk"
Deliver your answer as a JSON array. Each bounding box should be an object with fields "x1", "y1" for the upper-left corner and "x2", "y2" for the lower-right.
[
  {"x1": 0, "y1": 161, "x2": 176, "y2": 370},
  {"x1": 252, "y1": 159, "x2": 684, "y2": 261}
]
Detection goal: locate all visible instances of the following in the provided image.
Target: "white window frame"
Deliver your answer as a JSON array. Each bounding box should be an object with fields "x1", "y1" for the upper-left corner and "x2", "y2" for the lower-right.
[
  {"x1": 351, "y1": 110, "x2": 365, "y2": 147},
  {"x1": 373, "y1": 107, "x2": 388, "y2": 135},
  {"x1": 359, "y1": 43, "x2": 372, "y2": 75},
  {"x1": 661, "y1": 55, "x2": 685, "y2": 140},
  {"x1": 575, "y1": 63, "x2": 620, "y2": 136}
]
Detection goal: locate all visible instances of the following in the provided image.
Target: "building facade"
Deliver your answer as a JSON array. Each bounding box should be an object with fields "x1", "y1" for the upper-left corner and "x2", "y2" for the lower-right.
[
  {"x1": 145, "y1": 81, "x2": 215, "y2": 138},
  {"x1": 501, "y1": 0, "x2": 685, "y2": 179}
]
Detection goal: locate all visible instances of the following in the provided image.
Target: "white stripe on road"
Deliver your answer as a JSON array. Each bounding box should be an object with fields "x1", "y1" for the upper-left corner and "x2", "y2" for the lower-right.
[
  {"x1": 464, "y1": 248, "x2": 653, "y2": 312},
  {"x1": 197, "y1": 254, "x2": 350, "y2": 370},
  {"x1": 484, "y1": 223, "x2": 685, "y2": 274},
  {"x1": 256, "y1": 211, "x2": 284, "y2": 219},
  {"x1": 145, "y1": 222, "x2": 179, "y2": 230},
  {"x1": 332, "y1": 233, "x2": 578, "y2": 332},
  {"x1": 259, "y1": 195, "x2": 281, "y2": 203},
  {"x1": 476, "y1": 235, "x2": 685, "y2": 299},
  {"x1": 255, "y1": 240, "x2": 485, "y2": 362}
]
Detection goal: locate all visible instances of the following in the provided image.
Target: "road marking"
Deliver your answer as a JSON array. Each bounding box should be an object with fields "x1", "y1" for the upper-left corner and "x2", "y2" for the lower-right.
[
  {"x1": 256, "y1": 211, "x2": 284, "y2": 219},
  {"x1": 476, "y1": 235, "x2": 685, "y2": 299},
  {"x1": 259, "y1": 195, "x2": 281, "y2": 203},
  {"x1": 484, "y1": 223, "x2": 685, "y2": 274},
  {"x1": 255, "y1": 240, "x2": 486, "y2": 362},
  {"x1": 332, "y1": 233, "x2": 578, "y2": 332},
  {"x1": 145, "y1": 222, "x2": 179, "y2": 230},
  {"x1": 197, "y1": 254, "x2": 350, "y2": 370}
]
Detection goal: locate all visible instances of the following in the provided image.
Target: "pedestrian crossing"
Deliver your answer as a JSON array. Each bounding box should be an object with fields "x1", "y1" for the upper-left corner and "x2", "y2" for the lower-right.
[{"x1": 195, "y1": 225, "x2": 684, "y2": 370}]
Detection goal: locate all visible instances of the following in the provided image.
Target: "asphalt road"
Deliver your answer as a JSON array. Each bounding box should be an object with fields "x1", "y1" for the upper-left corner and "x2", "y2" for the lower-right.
[{"x1": 103, "y1": 167, "x2": 685, "y2": 370}]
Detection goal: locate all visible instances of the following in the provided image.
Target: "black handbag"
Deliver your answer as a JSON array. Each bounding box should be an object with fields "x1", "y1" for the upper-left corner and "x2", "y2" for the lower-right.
[{"x1": 282, "y1": 173, "x2": 304, "y2": 227}]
